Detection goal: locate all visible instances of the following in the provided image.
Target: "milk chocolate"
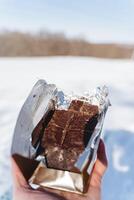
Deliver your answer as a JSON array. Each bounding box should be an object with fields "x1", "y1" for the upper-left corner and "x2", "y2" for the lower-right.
[
  {"x1": 41, "y1": 100, "x2": 98, "y2": 171},
  {"x1": 69, "y1": 100, "x2": 98, "y2": 115}
]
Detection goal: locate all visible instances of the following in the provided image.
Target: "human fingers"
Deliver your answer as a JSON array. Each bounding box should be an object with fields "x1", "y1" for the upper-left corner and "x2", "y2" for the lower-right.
[{"x1": 88, "y1": 139, "x2": 108, "y2": 189}]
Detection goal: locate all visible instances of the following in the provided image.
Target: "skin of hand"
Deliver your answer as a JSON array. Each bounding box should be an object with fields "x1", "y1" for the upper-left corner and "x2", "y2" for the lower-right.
[{"x1": 11, "y1": 139, "x2": 108, "y2": 200}]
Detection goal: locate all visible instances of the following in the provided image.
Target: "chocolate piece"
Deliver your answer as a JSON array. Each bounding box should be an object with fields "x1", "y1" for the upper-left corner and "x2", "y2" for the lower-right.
[
  {"x1": 41, "y1": 110, "x2": 74, "y2": 148},
  {"x1": 64, "y1": 147, "x2": 84, "y2": 171},
  {"x1": 67, "y1": 112, "x2": 90, "y2": 130},
  {"x1": 68, "y1": 100, "x2": 83, "y2": 112},
  {"x1": 63, "y1": 129, "x2": 84, "y2": 147},
  {"x1": 81, "y1": 102, "x2": 98, "y2": 116},
  {"x1": 41, "y1": 124, "x2": 63, "y2": 147},
  {"x1": 45, "y1": 145, "x2": 66, "y2": 170},
  {"x1": 69, "y1": 100, "x2": 98, "y2": 116},
  {"x1": 45, "y1": 145, "x2": 84, "y2": 171},
  {"x1": 50, "y1": 110, "x2": 73, "y2": 129},
  {"x1": 41, "y1": 100, "x2": 99, "y2": 171}
]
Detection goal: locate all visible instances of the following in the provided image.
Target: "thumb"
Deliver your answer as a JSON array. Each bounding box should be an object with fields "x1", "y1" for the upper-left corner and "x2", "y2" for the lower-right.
[{"x1": 89, "y1": 139, "x2": 108, "y2": 189}]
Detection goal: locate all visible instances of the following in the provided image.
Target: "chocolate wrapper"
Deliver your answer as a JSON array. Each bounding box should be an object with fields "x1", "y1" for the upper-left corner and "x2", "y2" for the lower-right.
[
  {"x1": 29, "y1": 160, "x2": 89, "y2": 194},
  {"x1": 11, "y1": 80, "x2": 110, "y2": 194}
]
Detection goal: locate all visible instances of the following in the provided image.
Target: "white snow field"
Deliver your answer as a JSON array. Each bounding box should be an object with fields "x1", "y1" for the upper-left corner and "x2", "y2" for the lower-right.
[{"x1": 0, "y1": 56, "x2": 134, "y2": 200}]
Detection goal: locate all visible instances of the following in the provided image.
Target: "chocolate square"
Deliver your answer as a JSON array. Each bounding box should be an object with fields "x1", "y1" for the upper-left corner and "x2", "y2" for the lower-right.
[{"x1": 68, "y1": 100, "x2": 83, "y2": 111}]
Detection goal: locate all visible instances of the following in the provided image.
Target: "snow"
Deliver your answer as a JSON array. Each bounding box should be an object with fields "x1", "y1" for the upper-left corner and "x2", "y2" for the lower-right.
[
  {"x1": 112, "y1": 145, "x2": 130, "y2": 173},
  {"x1": 0, "y1": 56, "x2": 134, "y2": 199}
]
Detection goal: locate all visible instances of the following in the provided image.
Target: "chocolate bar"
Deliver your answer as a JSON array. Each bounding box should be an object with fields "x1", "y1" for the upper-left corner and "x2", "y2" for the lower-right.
[{"x1": 41, "y1": 100, "x2": 98, "y2": 171}]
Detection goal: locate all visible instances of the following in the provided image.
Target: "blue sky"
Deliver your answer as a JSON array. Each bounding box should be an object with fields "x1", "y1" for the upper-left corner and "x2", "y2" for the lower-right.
[{"x1": 0, "y1": 0, "x2": 134, "y2": 43}]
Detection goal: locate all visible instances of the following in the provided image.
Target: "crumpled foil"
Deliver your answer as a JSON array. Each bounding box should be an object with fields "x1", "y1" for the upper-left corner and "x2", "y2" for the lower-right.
[{"x1": 11, "y1": 79, "x2": 110, "y2": 194}]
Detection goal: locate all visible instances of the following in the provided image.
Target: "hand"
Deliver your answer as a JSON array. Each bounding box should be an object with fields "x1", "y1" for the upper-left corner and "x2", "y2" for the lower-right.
[{"x1": 11, "y1": 139, "x2": 108, "y2": 200}]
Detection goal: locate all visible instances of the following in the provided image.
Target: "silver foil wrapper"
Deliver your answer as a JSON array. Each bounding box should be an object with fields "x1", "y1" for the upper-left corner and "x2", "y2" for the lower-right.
[{"x1": 11, "y1": 80, "x2": 110, "y2": 194}]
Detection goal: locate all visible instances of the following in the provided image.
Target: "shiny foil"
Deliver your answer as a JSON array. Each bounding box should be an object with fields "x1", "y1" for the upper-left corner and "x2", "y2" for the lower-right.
[
  {"x1": 11, "y1": 80, "x2": 110, "y2": 194},
  {"x1": 29, "y1": 161, "x2": 89, "y2": 194}
]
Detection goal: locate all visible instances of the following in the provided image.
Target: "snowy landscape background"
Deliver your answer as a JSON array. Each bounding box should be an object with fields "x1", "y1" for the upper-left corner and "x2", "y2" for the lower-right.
[{"x1": 0, "y1": 56, "x2": 134, "y2": 200}]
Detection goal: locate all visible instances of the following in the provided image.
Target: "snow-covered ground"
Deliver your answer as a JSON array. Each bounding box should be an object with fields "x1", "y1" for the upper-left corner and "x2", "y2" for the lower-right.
[{"x1": 0, "y1": 56, "x2": 134, "y2": 199}]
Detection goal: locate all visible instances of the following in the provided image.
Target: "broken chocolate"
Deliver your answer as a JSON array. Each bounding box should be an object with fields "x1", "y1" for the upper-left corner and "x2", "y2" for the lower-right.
[{"x1": 40, "y1": 100, "x2": 98, "y2": 171}]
